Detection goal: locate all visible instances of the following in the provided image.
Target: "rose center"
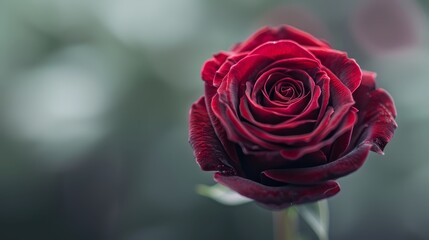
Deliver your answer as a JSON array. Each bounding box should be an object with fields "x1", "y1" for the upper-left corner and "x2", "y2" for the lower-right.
[
  {"x1": 269, "y1": 79, "x2": 303, "y2": 103},
  {"x1": 279, "y1": 85, "x2": 294, "y2": 98}
]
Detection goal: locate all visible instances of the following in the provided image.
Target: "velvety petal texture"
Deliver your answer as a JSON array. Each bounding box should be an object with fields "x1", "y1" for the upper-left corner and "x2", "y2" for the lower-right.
[
  {"x1": 190, "y1": 25, "x2": 397, "y2": 210},
  {"x1": 189, "y1": 97, "x2": 234, "y2": 173}
]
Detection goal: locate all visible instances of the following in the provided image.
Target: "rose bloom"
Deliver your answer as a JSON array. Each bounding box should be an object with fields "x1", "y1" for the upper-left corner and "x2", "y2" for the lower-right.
[{"x1": 189, "y1": 25, "x2": 397, "y2": 209}]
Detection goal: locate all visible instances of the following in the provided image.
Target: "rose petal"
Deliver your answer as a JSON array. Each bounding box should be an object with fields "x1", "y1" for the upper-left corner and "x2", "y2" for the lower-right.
[
  {"x1": 279, "y1": 108, "x2": 357, "y2": 159},
  {"x1": 201, "y1": 52, "x2": 231, "y2": 83},
  {"x1": 357, "y1": 89, "x2": 397, "y2": 154},
  {"x1": 361, "y1": 71, "x2": 377, "y2": 90},
  {"x1": 263, "y1": 143, "x2": 372, "y2": 184},
  {"x1": 189, "y1": 97, "x2": 234, "y2": 173},
  {"x1": 329, "y1": 129, "x2": 353, "y2": 160},
  {"x1": 310, "y1": 48, "x2": 362, "y2": 93},
  {"x1": 219, "y1": 54, "x2": 273, "y2": 112},
  {"x1": 352, "y1": 71, "x2": 377, "y2": 110},
  {"x1": 238, "y1": 101, "x2": 328, "y2": 149},
  {"x1": 244, "y1": 84, "x2": 321, "y2": 125},
  {"x1": 212, "y1": 94, "x2": 280, "y2": 151},
  {"x1": 248, "y1": 40, "x2": 318, "y2": 61},
  {"x1": 204, "y1": 84, "x2": 243, "y2": 173},
  {"x1": 214, "y1": 172, "x2": 340, "y2": 210},
  {"x1": 239, "y1": 97, "x2": 316, "y2": 134},
  {"x1": 251, "y1": 68, "x2": 316, "y2": 113},
  {"x1": 213, "y1": 52, "x2": 248, "y2": 87},
  {"x1": 314, "y1": 70, "x2": 330, "y2": 123},
  {"x1": 314, "y1": 65, "x2": 355, "y2": 137},
  {"x1": 232, "y1": 25, "x2": 331, "y2": 53},
  {"x1": 352, "y1": 72, "x2": 397, "y2": 154}
]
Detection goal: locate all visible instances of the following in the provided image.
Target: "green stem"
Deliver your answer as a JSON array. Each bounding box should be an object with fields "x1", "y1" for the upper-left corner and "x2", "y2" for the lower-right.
[
  {"x1": 273, "y1": 207, "x2": 298, "y2": 240},
  {"x1": 296, "y1": 200, "x2": 330, "y2": 240}
]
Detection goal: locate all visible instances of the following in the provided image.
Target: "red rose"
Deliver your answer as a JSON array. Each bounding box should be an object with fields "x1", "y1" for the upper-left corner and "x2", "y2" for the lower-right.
[{"x1": 189, "y1": 25, "x2": 397, "y2": 209}]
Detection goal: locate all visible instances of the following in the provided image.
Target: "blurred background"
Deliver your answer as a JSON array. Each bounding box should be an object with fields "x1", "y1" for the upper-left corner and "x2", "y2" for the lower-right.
[{"x1": 0, "y1": 0, "x2": 428, "y2": 239}]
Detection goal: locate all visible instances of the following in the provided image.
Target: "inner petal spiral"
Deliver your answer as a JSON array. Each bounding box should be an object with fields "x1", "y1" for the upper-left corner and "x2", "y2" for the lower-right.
[{"x1": 269, "y1": 78, "x2": 304, "y2": 103}]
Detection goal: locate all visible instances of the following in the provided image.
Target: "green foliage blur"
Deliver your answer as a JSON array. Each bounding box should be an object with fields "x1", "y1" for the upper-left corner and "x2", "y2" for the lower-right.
[{"x1": 0, "y1": 0, "x2": 428, "y2": 239}]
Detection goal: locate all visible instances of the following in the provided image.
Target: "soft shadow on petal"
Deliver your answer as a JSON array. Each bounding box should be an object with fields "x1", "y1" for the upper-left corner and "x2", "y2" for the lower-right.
[
  {"x1": 263, "y1": 143, "x2": 372, "y2": 184},
  {"x1": 214, "y1": 172, "x2": 340, "y2": 210}
]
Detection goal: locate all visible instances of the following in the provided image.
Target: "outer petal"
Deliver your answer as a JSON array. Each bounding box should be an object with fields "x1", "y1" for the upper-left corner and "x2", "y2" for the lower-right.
[
  {"x1": 189, "y1": 97, "x2": 234, "y2": 173},
  {"x1": 247, "y1": 40, "x2": 318, "y2": 61},
  {"x1": 358, "y1": 88, "x2": 397, "y2": 154},
  {"x1": 263, "y1": 143, "x2": 372, "y2": 184},
  {"x1": 213, "y1": 52, "x2": 249, "y2": 87},
  {"x1": 361, "y1": 71, "x2": 377, "y2": 90},
  {"x1": 201, "y1": 52, "x2": 231, "y2": 83},
  {"x1": 214, "y1": 172, "x2": 340, "y2": 210},
  {"x1": 352, "y1": 71, "x2": 377, "y2": 110},
  {"x1": 310, "y1": 48, "x2": 362, "y2": 93},
  {"x1": 352, "y1": 72, "x2": 397, "y2": 153},
  {"x1": 205, "y1": 84, "x2": 243, "y2": 174},
  {"x1": 232, "y1": 25, "x2": 331, "y2": 53}
]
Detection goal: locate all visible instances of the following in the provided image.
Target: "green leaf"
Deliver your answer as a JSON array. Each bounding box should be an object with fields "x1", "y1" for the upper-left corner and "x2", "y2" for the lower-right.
[{"x1": 196, "y1": 184, "x2": 252, "y2": 206}]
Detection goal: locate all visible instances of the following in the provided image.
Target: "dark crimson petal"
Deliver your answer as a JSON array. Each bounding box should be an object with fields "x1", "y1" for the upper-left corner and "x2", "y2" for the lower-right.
[
  {"x1": 257, "y1": 58, "x2": 321, "y2": 78},
  {"x1": 263, "y1": 143, "x2": 373, "y2": 184},
  {"x1": 241, "y1": 97, "x2": 326, "y2": 146},
  {"x1": 201, "y1": 52, "x2": 231, "y2": 83},
  {"x1": 313, "y1": 66, "x2": 355, "y2": 138},
  {"x1": 214, "y1": 172, "x2": 340, "y2": 210},
  {"x1": 250, "y1": 71, "x2": 311, "y2": 113},
  {"x1": 314, "y1": 70, "x2": 330, "y2": 123},
  {"x1": 213, "y1": 52, "x2": 248, "y2": 87},
  {"x1": 242, "y1": 150, "x2": 328, "y2": 179},
  {"x1": 263, "y1": 89, "x2": 309, "y2": 109},
  {"x1": 239, "y1": 95, "x2": 316, "y2": 135},
  {"x1": 252, "y1": 66, "x2": 316, "y2": 105},
  {"x1": 352, "y1": 71, "x2": 377, "y2": 110},
  {"x1": 204, "y1": 84, "x2": 243, "y2": 174},
  {"x1": 361, "y1": 71, "x2": 377, "y2": 90},
  {"x1": 219, "y1": 54, "x2": 273, "y2": 112},
  {"x1": 212, "y1": 94, "x2": 280, "y2": 150},
  {"x1": 357, "y1": 89, "x2": 397, "y2": 154},
  {"x1": 244, "y1": 84, "x2": 321, "y2": 124},
  {"x1": 280, "y1": 108, "x2": 357, "y2": 159},
  {"x1": 189, "y1": 97, "x2": 233, "y2": 172},
  {"x1": 242, "y1": 151, "x2": 287, "y2": 172},
  {"x1": 254, "y1": 59, "x2": 320, "y2": 98},
  {"x1": 232, "y1": 25, "x2": 331, "y2": 53},
  {"x1": 310, "y1": 47, "x2": 362, "y2": 93},
  {"x1": 247, "y1": 40, "x2": 318, "y2": 61},
  {"x1": 329, "y1": 129, "x2": 353, "y2": 160},
  {"x1": 219, "y1": 42, "x2": 319, "y2": 114},
  {"x1": 352, "y1": 71, "x2": 397, "y2": 154},
  {"x1": 246, "y1": 108, "x2": 330, "y2": 148}
]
